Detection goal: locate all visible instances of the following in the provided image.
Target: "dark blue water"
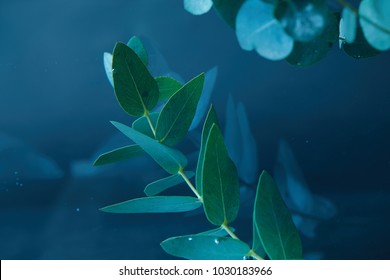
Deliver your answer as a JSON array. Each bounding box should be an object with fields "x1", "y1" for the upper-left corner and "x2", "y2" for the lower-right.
[{"x1": 1, "y1": 0, "x2": 389, "y2": 259}]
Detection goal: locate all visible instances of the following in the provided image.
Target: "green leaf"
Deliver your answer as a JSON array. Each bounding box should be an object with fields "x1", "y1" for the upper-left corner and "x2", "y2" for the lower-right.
[
  {"x1": 359, "y1": 0, "x2": 390, "y2": 51},
  {"x1": 252, "y1": 213, "x2": 267, "y2": 259},
  {"x1": 184, "y1": 0, "x2": 213, "y2": 15},
  {"x1": 340, "y1": 7, "x2": 357, "y2": 44},
  {"x1": 155, "y1": 76, "x2": 183, "y2": 102},
  {"x1": 127, "y1": 36, "x2": 149, "y2": 66},
  {"x1": 111, "y1": 121, "x2": 187, "y2": 174},
  {"x1": 161, "y1": 235, "x2": 250, "y2": 260},
  {"x1": 132, "y1": 112, "x2": 159, "y2": 138},
  {"x1": 254, "y1": 170, "x2": 302, "y2": 260},
  {"x1": 236, "y1": 0, "x2": 294, "y2": 60},
  {"x1": 144, "y1": 171, "x2": 195, "y2": 196},
  {"x1": 287, "y1": 12, "x2": 338, "y2": 66},
  {"x1": 112, "y1": 42, "x2": 159, "y2": 116},
  {"x1": 196, "y1": 105, "x2": 219, "y2": 195},
  {"x1": 156, "y1": 73, "x2": 205, "y2": 146},
  {"x1": 202, "y1": 124, "x2": 240, "y2": 226},
  {"x1": 212, "y1": 0, "x2": 246, "y2": 29},
  {"x1": 93, "y1": 144, "x2": 144, "y2": 166},
  {"x1": 100, "y1": 196, "x2": 202, "y2": 213},
  {"x1": 341, "y1": 26, "x2": 381, "y2": 59},
  {"x1": 196, "y1": 226, "x2": 235, "y2": 237}
]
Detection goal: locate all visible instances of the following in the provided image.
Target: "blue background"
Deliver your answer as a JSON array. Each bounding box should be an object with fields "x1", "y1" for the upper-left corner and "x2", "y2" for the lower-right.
[{"x1": 1, "y1": 0, "x2": 389, "y2": 259}]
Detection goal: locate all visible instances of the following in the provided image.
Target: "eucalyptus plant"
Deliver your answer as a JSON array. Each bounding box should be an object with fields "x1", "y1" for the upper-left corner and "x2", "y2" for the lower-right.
[
  {"x1": 184, "y1": 0, "x2": 390, "y2": 65},
  {"x1": 95, "y1": 37, "x2": 302, "y2": 260}
]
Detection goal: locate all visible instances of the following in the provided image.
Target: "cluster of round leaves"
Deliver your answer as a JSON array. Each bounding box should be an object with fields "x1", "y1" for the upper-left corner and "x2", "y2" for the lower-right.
[{"x1": 184, "y1": 0, "x2": 390, "y2": 66}]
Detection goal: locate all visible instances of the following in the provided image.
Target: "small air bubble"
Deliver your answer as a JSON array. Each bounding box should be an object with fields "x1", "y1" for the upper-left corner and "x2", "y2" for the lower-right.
[
  {"x1": 214, "y1": 238, "x2": 220, "y2": 245},
  {"x1": 188, "y1": 237, "x2": 193, "y2": 241},
  {"x1": 76, "y1": 208, "x2": 80, "y2": 212}
]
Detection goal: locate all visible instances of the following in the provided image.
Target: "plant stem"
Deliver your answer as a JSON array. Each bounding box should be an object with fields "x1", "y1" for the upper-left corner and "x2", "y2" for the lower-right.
[
  {"x1": 144, "y1": 110, "x2": 156, "y2": 138},
  {"x1": 248, "y1": 249, "x2": 264, "y2": 260},
  {"x1": 221, "y1": 223, "x2": 239, "y2": 240},
  {"x1": 179, "y1": 168, "x2": 202, "y2": 201}
]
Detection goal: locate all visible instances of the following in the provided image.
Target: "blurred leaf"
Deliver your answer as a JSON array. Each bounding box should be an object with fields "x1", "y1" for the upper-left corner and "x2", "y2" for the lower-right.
[
  {"x1": 184, "y1": 0, "x2": 213, "y2": 15},
  {"x1": 155, "y1": 76, "x2": 183, "y2": 102},
  {"x1": 127, "y1": 36, "x2": 149, "y2": 66},
  {"x1": 237, "y1": 102, "x2": 258, "y2": 184},
  {"x1": 236, "y1": 0, "x2": 294, "y2": 60},
  {"x1": 161, "y1": 235, "x2": 250, "y2": 260},
  {"x1": 359, "y1": 0, "x2": 390, "y2": 51},
  {"x1": 112, "y1": 42, "x2": 159, "y2": 116},
  {"x1": 93, "y1": 144, "x2": 144, "y2": 166},
  {"x1": 156, "y1": 73, "x2": 205, "y2": 146},
  {"x1": 132, "y1": 112, "x2": 159, "y2": 138},
  {"x1": 189, "y1": 66, "x2": 218, "y2": 131},
  {"x1": 196, "y1": 226, "x2": 235, "y2": 237},
  {"x1": 287, "y1": 12, "x2": 338, "y2": 66},
  {"x1": 144, "y1": 171, "x2": 194, "y2": 196},
  {"x1": 224, "y1": 94, "x2": 241, "y2": 169},
  {"x1": 100, "y1": 196, "x2": 201, "y2": 213},
  {"x1": 111, "y1": 121, "x2": 187, "y2": 174},
  {"x1": 340, "y1": 7, "x2": 357, "y2": 44},
  {"x1": 254, "y1": 170, "x2": 302, "y2": 260},
  {"x1": 202, "y1": 124, "x2": 240, "y2": 226},
  {"x1": 341, "y1": 26, "x2": 381, "y2": 58},
  {"x1": 212, "y1": 0, "x2": 246, "y2": 29},
  {"x1": 103, "y1": 52, "x2": 114, "y2": 87},
  {"x1": 276, "y1": 0, "x2": 328, "y2": 42},
  {"x1": 196, "y1": 105, "x2": 219, "y2": 195}
]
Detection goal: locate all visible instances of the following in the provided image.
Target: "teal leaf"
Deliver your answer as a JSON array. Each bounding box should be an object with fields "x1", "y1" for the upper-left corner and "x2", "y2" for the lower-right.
[
  {"x1": 156, "y1": 73, "x2": 205, "y2": 146},
  {"x1": 189, "y1": 66, "x2": 218, "y2": 131},
  {"x1": 212, "y1": 0, "x2": 246, "y2": 29},
  {"x1": 144, "y1": 171, "x2": 195, "y2": 196},
  {"x1": 341, "y1": 26, "x2": 381, "y2": 59},
  {"x1": 112, "y1": 42, "x2": 159, "y2": 116},
  {"x1": 161, "y1": 235, "x2": 250, "y2": 260},
  {"x1": 93, "y1": 144, "x2": 144, "y2": 166},
  {"x1": 340, "y1": 7, "x2": 357, "y2": 44},
  {"x1": 132, "y1": 112, "x2": 159, "y2": 138},
  {"x1": 184, "y1": 0, "x2": 213, "y2": 15},
  {"x1": 196, "y1": 105, "x2": 220, "y2": 195},
  {"x1": 254, "y1": 170, "x2": 302, "y2": 260},
  {"x1": 127, "y1": 36, "x2": 149, "y2": 66},
  {"x1": 111, "y1": 121, "x2": 187, "y2": 174},
  {"x1": 287, "y1": 12, "x2": 338, "y2": 67},
  {"x1": 196, "y1": 226, "x2": 235, "y2": 237},
  {"x1": 236, "y1": 0, "x2": 294, "y2": 60},
  {"x1": 155, "y1": 76, "x2": 182, "y2": 102},
  {"x1": 103, "y1": 52, "x2": 114, "y2": 87},
  {"x1": 100, "y1": 196, "x2": 202, "y2": 213},
  {"x1": 275, "y1": 0, "x2": 328, "y2": 42},
  {"x1": 237, "y1": 102, "x2": 258, "y2": 184},
  {"x1": 202, "y1": 124, "x2": 240, "y2": 226},
  {"x1": 359, "y1": 0, "x2": 390, "y2": 51}
]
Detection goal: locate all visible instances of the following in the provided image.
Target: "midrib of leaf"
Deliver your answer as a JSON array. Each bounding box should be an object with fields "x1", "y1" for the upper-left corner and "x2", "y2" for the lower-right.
[
  {"x1": 250, "y1": 19, "x2": 277, "y2": 40},
  {"x1": 159, "y1": 82, "x2": 201, "y2": 143},
  {"x1": 125, "y1": 53, "x2": 148, "y2": 115},
  {"x1": 215, "y1": 140, "x2": 228, "y2": 224},
  {"x1": 270, "y1": 194, "x2": 287, "y2": 259}
]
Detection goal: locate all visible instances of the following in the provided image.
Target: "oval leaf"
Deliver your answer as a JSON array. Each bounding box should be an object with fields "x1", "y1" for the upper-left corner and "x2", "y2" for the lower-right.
[
  {"x1": 252, "y1": 218, "x2": 267, "y2": 259},
  {"x1": 100, "y1": 196, "x2": 201, "y2": 213},
  {"x1": 184, "y1": 0, "x2": 213, "y2": 15},
  {"x1": 112, "y1": 42, "x2": 159, "y2": 116},
  {"x1": 202, "y1": 124, "x2": 240, "y2": 226},
  {"x1": 196, "y1": 105, "x2": 219, "y2": 195},
  {"x1": 144, "y1": 171, "x2": 195, "y2": 196},
  {"x1": 341, "y1": 26, "x2": 381, "y2": 59},
  {"x1": 156, "y1": 73, "x2": 205, "y2": 146},
  {"x1": 236, "y1": 0, "x2": 294, "y2": 60},
  {"x1": 340, "y1": 7, "x2": 357, "y2": 44},
  {"x1": 127, "y1": 36, "x2": 149, "y2": 66},
  {"x1": 111, "y1": 121, "x2": 187, "y2": 174},
  {"x1": 254, "y1": 170, "x2": 302, "y2": 260},
  {"x1": 103, "y1": 52, "x2": 114, "y2": 87},
  {"x1": 93, "y1": 144, "x2": 144, "y2": 166},
  {"x1": 359, "y1": 0, "x2": 390, "y2": 51},
  {"x1": 155, "y1": 76, "x2": 183, "y2": 102},
  {"x1": 132, "y1": 112, "x2": 159, "y2": 138},
  {"x1": 161, "y1": 235, "x2": 250, "y2": 260}
]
